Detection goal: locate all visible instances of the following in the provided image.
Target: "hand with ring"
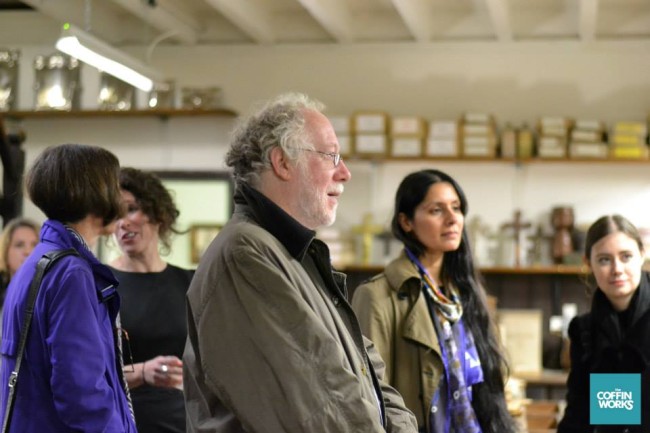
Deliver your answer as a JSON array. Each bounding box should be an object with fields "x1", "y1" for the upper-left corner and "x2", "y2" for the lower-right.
[{"x1": 142, "y1": 355, "x2": 183, "y2": 389}]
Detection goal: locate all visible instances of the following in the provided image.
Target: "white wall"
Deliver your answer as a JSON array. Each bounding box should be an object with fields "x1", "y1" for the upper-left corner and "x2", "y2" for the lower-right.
[
  {"x1": 6, "y1": 40, "x2": 650, "y2": 265},
  {"x1": 151, "y1": 41, "x2": 650, "y2": 124}
]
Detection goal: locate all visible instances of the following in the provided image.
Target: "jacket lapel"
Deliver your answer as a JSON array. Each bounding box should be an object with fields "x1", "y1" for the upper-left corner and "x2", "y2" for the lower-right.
[
  {"x1": 403, "y1": 294, "x2": 440, "y2": 354},
  {"x1": 385, "y1": 253, "x2": 441, "y2": 355}
]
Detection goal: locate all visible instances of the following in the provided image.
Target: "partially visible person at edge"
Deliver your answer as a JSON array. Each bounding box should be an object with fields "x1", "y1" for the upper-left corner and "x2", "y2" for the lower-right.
[
  {"x1": 351, "y1": 169, "x2": 516, "y2": 433},
  {"x1": 183, "y1": 92, "x2": 418, "y2": 432},
  {"x1": 110, "y1": 167, "x2": 193, "y2": 433},
  {"x1": 0, "y1": 218, "x2": 39, "y2": 329},
  {"x1": 557, "y1": 214, "x2": 650, "y2": 433},
  {"x1": 0, "y1": 218, "x2": 39, "y2": 291},
  {"x1": 0, "y1": 144, "x2": 136, "y2": 432}
]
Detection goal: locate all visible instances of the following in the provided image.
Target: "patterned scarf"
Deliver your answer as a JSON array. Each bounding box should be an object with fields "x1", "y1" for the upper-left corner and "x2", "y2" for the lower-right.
[{"x1": 405, "y1": 248, "x2": 483, "y2": 433}]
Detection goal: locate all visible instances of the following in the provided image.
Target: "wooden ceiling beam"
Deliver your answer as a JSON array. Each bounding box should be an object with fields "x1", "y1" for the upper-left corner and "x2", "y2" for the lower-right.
[
  {"x1": 484, "y1": 0, "x2": 513, "y2": 42},
  {"x1": 203, "y1": 0, "x2": 275, "y2": 44},
  {"x1": 579, "y1": 0, "x2": 598, "y2": 42},
  {"x1": 296, "y1": 0, "x2": 354, "y2": 43},
  {"x1": 390, "y1": 0, "x2": 432, "y2": 42}
]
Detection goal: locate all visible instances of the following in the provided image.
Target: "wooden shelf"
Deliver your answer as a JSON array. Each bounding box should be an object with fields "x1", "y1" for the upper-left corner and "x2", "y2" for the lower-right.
[
  {"x1": 517, "y1": 157, "x2": 649, "y2": 165},
  {"x1": 514, "y1": 369, "x2": 568, "y2": 387},
  {"x1": 481, "y1": 265, "x2": 583, "y2": 275},
  {"x1": 344, "y1": 155, "x2": 650, "y2": 164},
  {"x1": 345, "y1": 156, "x2": 515, "y2": 164},
  {"x1": 0, "y1": 108, "x2": 238, "y2": 120},
  {"x1": 342, "y1": 264, "x2": 584, "y2": 275}
]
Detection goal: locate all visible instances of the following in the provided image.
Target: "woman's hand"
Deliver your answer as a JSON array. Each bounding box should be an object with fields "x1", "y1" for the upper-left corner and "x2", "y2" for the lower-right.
[{"x1": 143, "y1": 355, "x2": 183, "y2": 389}]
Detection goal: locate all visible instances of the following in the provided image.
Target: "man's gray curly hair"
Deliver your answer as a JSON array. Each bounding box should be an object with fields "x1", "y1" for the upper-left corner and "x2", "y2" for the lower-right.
[{"x1": 226, "y1": 92, "x2": 326, "y2": 187}]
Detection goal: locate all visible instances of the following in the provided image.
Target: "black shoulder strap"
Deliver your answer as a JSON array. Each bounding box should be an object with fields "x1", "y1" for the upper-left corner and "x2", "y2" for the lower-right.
[{"x1": 1, "y1": 248, "x2": 79, "y2": 433}]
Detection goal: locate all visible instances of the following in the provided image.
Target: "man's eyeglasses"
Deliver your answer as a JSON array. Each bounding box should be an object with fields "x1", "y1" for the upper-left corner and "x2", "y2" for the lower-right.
[{"x1": 295, "y1": 148, "x2": 342, "y2": 168}]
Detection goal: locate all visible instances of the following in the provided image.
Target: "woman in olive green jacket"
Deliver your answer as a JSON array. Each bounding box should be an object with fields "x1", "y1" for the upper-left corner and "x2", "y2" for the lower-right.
[{"x1": 352, "y1": 169, "x2": 515, "y2": 433}]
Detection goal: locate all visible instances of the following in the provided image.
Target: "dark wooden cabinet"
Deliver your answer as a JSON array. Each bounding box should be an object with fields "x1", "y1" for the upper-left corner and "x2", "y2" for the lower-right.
[{"x1": 481, "y1": 266, "x2": 590, "y2": 331}]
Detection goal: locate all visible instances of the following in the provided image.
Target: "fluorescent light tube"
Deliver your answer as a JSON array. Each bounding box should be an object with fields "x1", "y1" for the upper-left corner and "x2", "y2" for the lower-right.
[{"x1": 56, "y1": 23, "x2": 164, "y2": 92}]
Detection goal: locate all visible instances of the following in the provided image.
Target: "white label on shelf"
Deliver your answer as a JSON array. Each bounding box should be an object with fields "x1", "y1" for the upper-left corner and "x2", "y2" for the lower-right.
[
  {"x1": 463, "y1": 135, "x2": 492, "y2": 147},
  {"x1": 354, "y1": 115, "x2": 386, "y2": 133},
  {"x1": 391, "y1": 137, "x2": 422, "y2": 157},
  {"x1": 391, "y1": 117, "x2": 423, "y2": 135},
  {"x1": 429, "y1": 120, "x2": 457, "y2": 138},
  {"x1": 463, "y1": 124, "x2": 491, "y2": 135},
  {"x1": 355, "y1": 134, "x2": 387, "y2": 154},
  {"x1": 463, "y1": 145, "x2": 493, "y2": 156},
  {"x1": 426, "y1": 138, "x2": 457, "y2": 156}
]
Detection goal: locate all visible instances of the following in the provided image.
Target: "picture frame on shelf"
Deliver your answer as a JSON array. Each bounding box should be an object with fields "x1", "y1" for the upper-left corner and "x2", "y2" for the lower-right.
[
  {"x1": 497, "y1": 309, "x2": 543, "y2": 374},
  {"x1": 190, "y1": 224, "x2": 222, "y2": 264}
]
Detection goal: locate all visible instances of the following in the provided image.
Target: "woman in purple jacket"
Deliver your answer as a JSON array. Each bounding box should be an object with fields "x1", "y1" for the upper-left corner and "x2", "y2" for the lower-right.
[{"x1": 0, "y1": 144, "x2": 137, "y2": 432}]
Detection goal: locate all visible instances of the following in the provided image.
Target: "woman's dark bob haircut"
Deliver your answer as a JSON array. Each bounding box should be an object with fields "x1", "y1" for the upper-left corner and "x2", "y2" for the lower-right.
[{"x1": 26, "y1": 144, "x2": 122, "y2": 226}]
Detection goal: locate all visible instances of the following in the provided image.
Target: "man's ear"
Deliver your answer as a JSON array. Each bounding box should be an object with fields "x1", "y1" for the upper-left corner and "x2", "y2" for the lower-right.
[{"x1": 269, "y1": 146, "x2": 292, "y2": 181}]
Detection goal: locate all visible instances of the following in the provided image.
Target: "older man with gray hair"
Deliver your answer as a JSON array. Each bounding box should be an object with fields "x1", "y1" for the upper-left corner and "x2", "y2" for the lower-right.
[{"x1": 184, "y1": 92, "x2": 417, "y2": 433}]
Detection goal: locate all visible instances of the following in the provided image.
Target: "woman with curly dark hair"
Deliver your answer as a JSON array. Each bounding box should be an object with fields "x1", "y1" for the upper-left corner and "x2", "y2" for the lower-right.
[
  {"x1": 110, "y1": 167, "x2": 194, "y2": 433},
  {"x1": 352, "y1": 169, "x2": 515, "y2": 433}
]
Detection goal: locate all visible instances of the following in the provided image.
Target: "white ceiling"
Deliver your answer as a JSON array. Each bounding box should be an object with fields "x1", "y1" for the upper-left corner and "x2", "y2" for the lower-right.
[{"x1": 2, "y1": 0, "x2": 650, "y2": 48}]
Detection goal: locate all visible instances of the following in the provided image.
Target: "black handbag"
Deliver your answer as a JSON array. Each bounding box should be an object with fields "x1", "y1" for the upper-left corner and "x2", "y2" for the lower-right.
[{"x1": 1, "y1": 248, "x2": 79, "y2": 433}]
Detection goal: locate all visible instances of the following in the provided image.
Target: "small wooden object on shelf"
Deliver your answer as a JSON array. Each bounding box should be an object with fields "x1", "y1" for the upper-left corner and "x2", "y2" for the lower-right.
[
  {"x1": 527, "y1": 224, "x2": 553, "y2": 266},
  {"x1": 351, "y1": 213, "x2": 385, "y2": 265},
  {"x1": 501, "y1": 210, "x2": 533, "y2": 267},
  {"x1": 551, "y1": 207, "x2": 574, "y2": 264}
]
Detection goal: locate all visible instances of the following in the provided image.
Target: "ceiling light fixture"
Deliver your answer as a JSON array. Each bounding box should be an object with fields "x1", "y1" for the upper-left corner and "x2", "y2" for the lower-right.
[{"x1": 55, "y1": 23, "x2": 164, "y2": 92}]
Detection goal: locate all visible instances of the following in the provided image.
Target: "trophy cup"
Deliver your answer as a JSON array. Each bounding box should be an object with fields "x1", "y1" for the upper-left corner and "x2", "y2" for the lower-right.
[
  {"x1": 34, "y1": 53, "x2": 81, "y2": 111},
  {"x1": 98, "y1": 72, "x2": 135, "y2": 111},
  {"x1": 0, "y1": 49, "x2": 19, "y2": 112},
  {"x1": 148, "y1": 81, "x2": 175, "y2": 109}
]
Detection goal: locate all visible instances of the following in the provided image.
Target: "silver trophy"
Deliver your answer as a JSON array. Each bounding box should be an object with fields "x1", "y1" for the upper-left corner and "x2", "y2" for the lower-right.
[
  {"x1": 34, "y1": 53, "x2": 81, "y2": 111},
  {"x1": 148, "y1": 81, "x2": 175, "y2": 109},
  {"x1": 0, "y1": 49, "x2": 20, "y2": 112},
  {"x1": 98, "y1": 72, "x2": 135, "y2": 111},
  {"x1": 181, "y1": 86, "x2": 222, "y2": 110}
]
